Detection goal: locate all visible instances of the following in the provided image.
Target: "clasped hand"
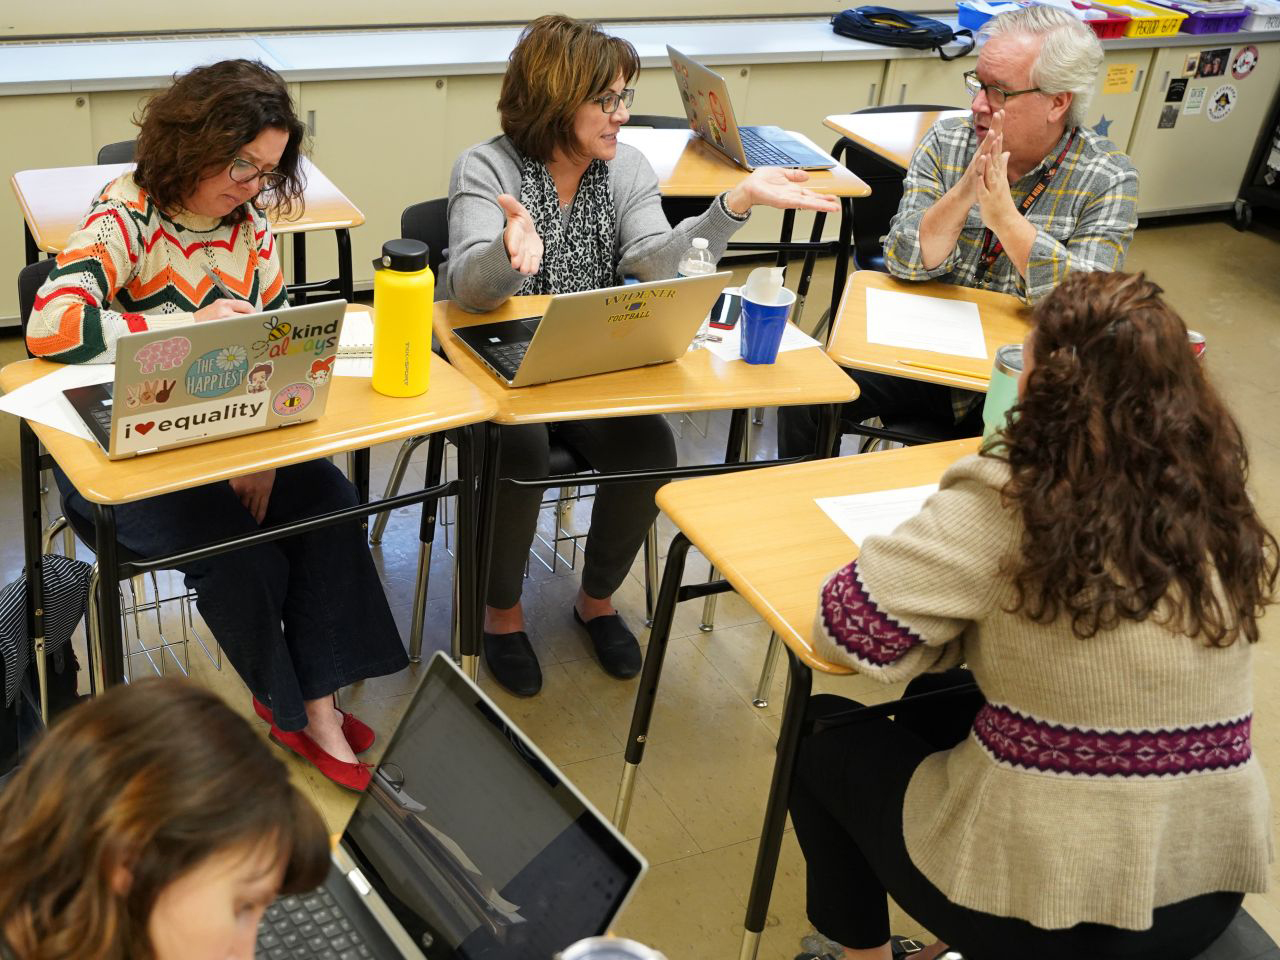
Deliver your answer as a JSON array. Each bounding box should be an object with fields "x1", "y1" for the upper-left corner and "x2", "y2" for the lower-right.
[{"x1": 962, "y1": 110, "x2": 1019, "y2": 235}]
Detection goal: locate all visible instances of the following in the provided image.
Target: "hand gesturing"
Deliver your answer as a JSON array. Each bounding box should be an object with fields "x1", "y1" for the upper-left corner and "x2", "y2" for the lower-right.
[{"x1": 496, "y1": 193, "x2": 544, "y2": 276}]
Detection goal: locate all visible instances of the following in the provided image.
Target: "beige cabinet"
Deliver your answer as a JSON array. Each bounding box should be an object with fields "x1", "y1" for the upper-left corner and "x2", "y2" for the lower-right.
[
  {"x1": 1128, "y1": 41, "x2": 1280, "y2": 214},
  {"x1": 1084, "y1": 49, "x2": 1154, "y2": 153},
  {"x1": 293, "y1": 77, "x2": 449, "y2": 292},
  {"x1": 1, "y1": 93, "x2": 94, "y2": 325},
  {"x1": 880, "y1": 55, "x2": 973, "y2": 109}
]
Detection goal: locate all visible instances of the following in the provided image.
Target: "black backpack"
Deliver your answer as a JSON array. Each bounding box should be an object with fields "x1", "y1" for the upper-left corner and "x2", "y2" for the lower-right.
[{"x1": 832, "y1": 6, "x2": 976, "y2": 61}]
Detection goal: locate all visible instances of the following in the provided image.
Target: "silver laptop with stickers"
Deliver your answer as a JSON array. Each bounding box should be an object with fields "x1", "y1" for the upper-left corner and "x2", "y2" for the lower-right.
[{"x1": 62, "y1": 300, "x2": 346, "y2": 460}]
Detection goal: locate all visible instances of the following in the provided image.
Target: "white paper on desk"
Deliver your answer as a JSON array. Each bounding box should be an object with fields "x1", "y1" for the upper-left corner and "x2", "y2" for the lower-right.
[
  {"x1": 0, "y1": 362, "x2": 115, "y2": 442},
  {"x1": 338, "y1": 311, "x2": 373, "y2": 357},
  {"x1": 865, "y1": 287, "x2": 987, "y2": 360},
  {"x1": 815, "y1": 483, "x2": 939, "y2": 547},
  {"x1": 699, "y1": 322, "x2": 821, "y2": 363},
  {"x1": 335, "y1": 357, "x2": 374, "y2": 377}
]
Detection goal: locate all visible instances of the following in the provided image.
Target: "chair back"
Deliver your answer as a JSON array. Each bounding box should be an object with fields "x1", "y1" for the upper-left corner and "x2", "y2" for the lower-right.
[
  {"x1": 17, "y1": 258, "x2": 58, "y2": 357},
  {"x1": 626, "y1": 114, "x2": 689, "y2": 129},
  {"x1": 400, "y1": 198, "x2": 450, "y2": 300},
  {"x1": 624, "y1": 116, "x2": 711, "y2": 227},
  {"x1": 96, "y1": 140, "x2": 136, "y2": 164},
  {"x1": 837, "y1": 105, "x2": 963, "y2": 272}
]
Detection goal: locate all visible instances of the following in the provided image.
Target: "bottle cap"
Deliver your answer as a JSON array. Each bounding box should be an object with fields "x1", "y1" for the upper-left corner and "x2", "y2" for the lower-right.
[
  {"x1": 379, "y1": 238, "x2": 429, "y2": 272},
  {"x1": 692, "y1": 237, "x2": 709, "y2": 249}
]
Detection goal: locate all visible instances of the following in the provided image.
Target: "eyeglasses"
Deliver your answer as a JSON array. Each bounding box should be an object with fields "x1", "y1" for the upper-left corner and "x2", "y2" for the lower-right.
[
  {"x1": 228, "y1": 157, "x2": 287, "y2": 190},
  {"x1": 590, "y1": 88, "x2": 635, "y2": 115},
  {"x1": 962, "y1": 70, "x2": 1042, "y2": 108}
]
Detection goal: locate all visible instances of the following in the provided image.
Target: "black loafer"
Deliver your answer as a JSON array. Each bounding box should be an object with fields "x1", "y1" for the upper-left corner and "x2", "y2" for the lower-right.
[
  {"x1": 572, "y1": 608, "x2": 641, "y2": 679},
  {"x1": 482, "y1": 630, "x2": 542, "y2": 697}
]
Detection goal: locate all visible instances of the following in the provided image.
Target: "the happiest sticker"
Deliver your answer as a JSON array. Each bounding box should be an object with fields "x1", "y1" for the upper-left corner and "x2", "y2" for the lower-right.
[
  {"x1": 271, "y1": 382, "x2": 314, "y2": 417},
  {"x1": 135, "y1": 336, "x2": 191, "y2": 374},
  {"x1": 185, "y1": 345, "x2": 249, "y2": 398}
]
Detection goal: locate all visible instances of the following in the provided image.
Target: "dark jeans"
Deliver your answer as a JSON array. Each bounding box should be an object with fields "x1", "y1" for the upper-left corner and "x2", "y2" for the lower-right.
[
  {"x1": 789, "y1": 670, "x2": 1243, "y2": 959},
  {"x1": 55, "y1": 459, "x2": 407, "y2": 731},
  {"x1": 484, "y1": 416, "x2": 676, "y2": 609},
  {"x1": 777, "y1": 370, "x2": 982, "y2": 458}
]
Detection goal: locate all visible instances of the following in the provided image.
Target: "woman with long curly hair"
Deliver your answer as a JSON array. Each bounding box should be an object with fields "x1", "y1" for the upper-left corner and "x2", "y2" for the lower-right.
[
  {"x1": 0, "y1": 678, "x2": 329, "y2": 960},
  {"x1": 791, "y1": 271, "x2": 1277, "y2": 960},
  {"x1": 24, "y1": 59, "x2": 407, "y2": 791}
]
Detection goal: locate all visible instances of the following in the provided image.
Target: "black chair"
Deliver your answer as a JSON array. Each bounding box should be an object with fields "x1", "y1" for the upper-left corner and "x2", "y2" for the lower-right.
[
  {"x1": 96, "y1": 140, "x2": 136, "y2": 165},
  {"x1": 17, "y1": 259, "x2": 215, "y2": 706},
  {"x1": 626, "y1": 115, "x2": 713, "y2": 227}
]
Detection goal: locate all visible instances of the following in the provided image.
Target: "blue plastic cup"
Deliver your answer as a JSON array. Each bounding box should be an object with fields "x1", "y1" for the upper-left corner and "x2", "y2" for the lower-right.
[{"x1": 740, "y1": 288, "x2": 795, "y2": 365}]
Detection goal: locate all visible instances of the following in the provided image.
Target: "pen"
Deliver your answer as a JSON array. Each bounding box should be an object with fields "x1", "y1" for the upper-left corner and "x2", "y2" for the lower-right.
[
  {"x1": 897, "y1": 359, "x2": 990, "y2": 381},
  {"x1": 200, "y1": 263, "x2": 240, "y2": 301}
]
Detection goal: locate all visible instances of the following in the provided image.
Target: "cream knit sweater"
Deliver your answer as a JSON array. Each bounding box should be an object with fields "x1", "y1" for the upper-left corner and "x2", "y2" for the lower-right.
[{"x1": 814, "y1": 453, "x2": 1271, "y2": 931}]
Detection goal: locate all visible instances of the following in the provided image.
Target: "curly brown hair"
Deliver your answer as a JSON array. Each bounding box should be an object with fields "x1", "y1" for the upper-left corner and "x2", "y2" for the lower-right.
[
  {"x1": 990, "y1": 271, "x2": 1277, "y2": 645},
  {"x1": 133, "y1": 59, "x2": 307, "y2": 224},
  {"x1": 0, "y1": 678, "x2": 329, "y2": 960},
  {"x1": 498, "y1": 14, "x2": 640, "y2": 163}
]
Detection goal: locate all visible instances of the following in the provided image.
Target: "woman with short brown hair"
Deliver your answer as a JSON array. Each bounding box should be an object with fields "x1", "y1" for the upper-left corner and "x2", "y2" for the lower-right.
[
  {"x1": 25, "y1": 59, "x2": 407, "y2": 791},
  {"x1": 791, "y1": 271, "x2": 1277, "y2": 960},
  {"x1": 0, "y1": 678, "x2": 329, "y2": 960},
  {"x1": 447, "y1": 14, "x2": 840, "y2": 696}
]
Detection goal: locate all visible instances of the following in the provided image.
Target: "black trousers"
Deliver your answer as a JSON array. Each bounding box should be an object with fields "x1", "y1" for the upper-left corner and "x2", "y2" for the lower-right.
[
  {"x1": 789, "y1": 670, "x2": 1243, "y2": 960},
  {"x1": 483, "y1": 416, "x2": 676, "y2": 609},
  {"x1": 777, "y1": 370, "x2": 982, "y2": 458},
  {"x1": 56, "y1": 459, "x2": 407, "y2": 731}
]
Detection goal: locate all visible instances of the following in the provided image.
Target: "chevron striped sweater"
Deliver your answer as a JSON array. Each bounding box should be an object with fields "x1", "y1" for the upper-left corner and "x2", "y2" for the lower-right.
[{"x1": 26, "y1": 174, "x2": 287, "y2": 363}]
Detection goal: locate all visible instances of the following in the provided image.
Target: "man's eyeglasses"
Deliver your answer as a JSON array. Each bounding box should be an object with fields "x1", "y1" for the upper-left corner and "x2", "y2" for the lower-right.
[
  {"x1": 962, "y1": 70, "x2": 1042, "y2": 108},
  {"x1": 590, "y1": 88, "x2": 635, "y2": 115},
  {"x1": 229, "y1": 157, "x2": 287, "y2": 190}
]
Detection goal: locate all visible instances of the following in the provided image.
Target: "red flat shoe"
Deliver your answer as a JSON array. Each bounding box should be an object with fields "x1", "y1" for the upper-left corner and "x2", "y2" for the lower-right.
[
  {"x1": 268, "y1": 724, "x2": 371, "y2": 792},
  {"x1": 253, "y1": 697, "x2": 375, "y2": 754}
]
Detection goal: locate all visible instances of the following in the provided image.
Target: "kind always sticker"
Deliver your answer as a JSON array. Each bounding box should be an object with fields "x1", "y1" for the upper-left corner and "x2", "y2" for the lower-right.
[{"x1": 114, "y1": 396, "x2": 269, "y2": 455}]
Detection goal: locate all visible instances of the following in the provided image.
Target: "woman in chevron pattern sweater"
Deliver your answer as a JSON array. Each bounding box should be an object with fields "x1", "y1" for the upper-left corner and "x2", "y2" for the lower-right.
[
  {"x1": 792, "y1": 271, "x2": 1278, "y2": 960},
  {"x1": 26, "y1": 60, "x2": 406, "y2": 792}
]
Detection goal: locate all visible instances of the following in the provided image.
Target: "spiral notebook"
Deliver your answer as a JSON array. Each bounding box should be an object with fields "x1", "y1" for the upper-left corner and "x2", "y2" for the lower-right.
[{"x1": 339, "y1": 308, "x2": 374, "y2": 357}]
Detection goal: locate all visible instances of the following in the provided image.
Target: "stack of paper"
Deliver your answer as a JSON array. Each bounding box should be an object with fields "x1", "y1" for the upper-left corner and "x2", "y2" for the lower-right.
[
  {"x1": 814, "y1": 483, "x2": 939, "y2": 547},
  {"x1": 0, "y1": 363, "x2": 115, "y2": 441},
  {"x1": 865, "y1": 287, "x2": 987, "y2": 360}
]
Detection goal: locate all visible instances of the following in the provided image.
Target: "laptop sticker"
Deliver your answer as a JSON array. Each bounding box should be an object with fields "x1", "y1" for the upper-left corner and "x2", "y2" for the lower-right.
[
  {"x1": 252, "y1": 315, "x2": 293, "y2": 356},
  {"x1": 246, "y1": 361, "x2": 274, "y2": 394},
  {"x1": 186, "y1": 345, "x2": 249, "y2": 398},
  {"x1": 134, "y1": 335, "x2": 191, "y2": 374},
  {"x1": 272, "y1": 382, "x2": 315, "y2": 417},
  {"x1": 115, "y1": 396, "x2": 269, "y2": 455},
  {"x1": 306, "y1": 355, "x2": 336, "y2": 386},
  {"x1": 125, "y1": 378, "x2": 176, "y2": 408}
]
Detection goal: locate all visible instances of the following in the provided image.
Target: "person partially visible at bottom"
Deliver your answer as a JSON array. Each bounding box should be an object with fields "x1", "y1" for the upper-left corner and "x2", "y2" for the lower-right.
[
  {"x1": 26, "y1": 59, "x2": 408, "y2": 791},
  {"x1": 778, "y1": 5, "x2": 1138, "y2": 459},
  {"x1": 0, "y1": 678, "x2": 329, "y2": 960},
  {"x1": 791, "y1": 271, "x2": 1276, "y2": 960},
  {"x1": 447, "y1": 14, "x2": 839, "y2": 696}
]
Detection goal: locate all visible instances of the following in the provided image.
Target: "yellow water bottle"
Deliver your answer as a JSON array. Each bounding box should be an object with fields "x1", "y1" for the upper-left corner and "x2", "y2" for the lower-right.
[{"x1": 371, "y1": 239, "x2": 434, "y2": 397}]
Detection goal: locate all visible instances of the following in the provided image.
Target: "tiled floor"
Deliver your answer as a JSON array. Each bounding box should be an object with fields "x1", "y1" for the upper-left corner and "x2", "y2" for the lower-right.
[{"x1": 2, "y1": 213, "x2": 1279, "y2": 957}]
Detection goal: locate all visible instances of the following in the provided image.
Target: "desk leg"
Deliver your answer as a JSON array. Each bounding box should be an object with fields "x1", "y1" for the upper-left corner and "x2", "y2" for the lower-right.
[
  {"x1": 20, "y1": 422, "x2": 48, "y2": 724},
  {"x1": 93, "y1": 504, "x2": 125, "y2": 687},
  {"x1": 292, "y1": 233, "x2": 308, "y2": 307},
  {"x1": 336, "y1": 228, "x2": 354, "y2": 303},
  {"x1": 740, "y1": 648, "x2": 811, "y2": 960},
  {"x1": 409, "y1": 433, "x2": 447, "y2": 662},
  {"x1": 24, "y1": 224, "x2": 40, "y2": 267},
  {"x1": 817, "y1": 402, "x2": 841, "y2": 460},
  {"x1": 824, "y1": 197, "x2": 855, "y2": 339},
  {"x1": 775, "y1": 209, "x2": 795, "y2": 271},
  {"x1": 454, "y1": 425, "x2": 485, "y2": 682},
  {"x1": 351, "y1": 447, "x2": 371, "y2": 513},
  {"x1": 700, "y1": 409, "x2": 750, "y2": 631},
  {"x1": 614, "y1": 531, "x2": 692, "y2": 831}
]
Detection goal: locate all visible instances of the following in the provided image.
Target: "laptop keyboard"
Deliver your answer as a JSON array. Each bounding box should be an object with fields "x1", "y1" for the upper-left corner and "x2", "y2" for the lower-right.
[
  {"x1": 88, "y1": 406, "x2": 113, "y2": 434},
  {"x1": 481, "y1": 340, "x2": 530, "y2": 381},
  {"x1": 739, "y1": 128, "x2": 800, "y2": 167},
  {"x1": 256, "y1": 888, "x2": 373, "y2": 960}
]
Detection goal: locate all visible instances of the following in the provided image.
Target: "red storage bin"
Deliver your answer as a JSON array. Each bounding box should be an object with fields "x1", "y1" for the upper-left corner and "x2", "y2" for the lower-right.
[{"x1": 1069, "y1": 0, "x2": 1133, "y2": 37}]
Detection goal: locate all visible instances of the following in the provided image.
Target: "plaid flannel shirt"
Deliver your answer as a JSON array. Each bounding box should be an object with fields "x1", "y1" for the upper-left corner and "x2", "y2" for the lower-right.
[{"x1": 883, "y1": 117, "x2": 1139, "y2": 305}]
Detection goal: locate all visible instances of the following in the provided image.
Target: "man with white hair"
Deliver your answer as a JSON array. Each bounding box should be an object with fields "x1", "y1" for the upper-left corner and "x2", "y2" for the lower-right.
[{"x1": 780, "y1": 6, "x2": 1138, "y2": 456}]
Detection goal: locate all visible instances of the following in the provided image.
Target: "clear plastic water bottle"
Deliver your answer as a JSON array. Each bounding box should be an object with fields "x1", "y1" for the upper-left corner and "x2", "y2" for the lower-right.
[{"x1": 677, "y1": 237, "x2": 716, "y2": 346}]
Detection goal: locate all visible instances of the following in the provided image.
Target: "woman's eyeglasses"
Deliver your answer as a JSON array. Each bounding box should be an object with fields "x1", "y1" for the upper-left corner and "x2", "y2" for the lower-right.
[
  {"x1": 590, "y1": 88, "x2": 635, "y2": 115},
  {"x1": 229, "y1": 157, "x2": 287, "y2": 190},
  {"x1": 962, "y1": 70, "x2": 1042, "y2": 108}
]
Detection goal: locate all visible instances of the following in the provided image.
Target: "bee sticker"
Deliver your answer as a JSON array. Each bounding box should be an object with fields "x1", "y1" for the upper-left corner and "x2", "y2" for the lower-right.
[
  {"x1": 271, "y1": 382, "x2": 314, "y2": 418},
  {"x1": 252, "y1": 315, "x2": 293, "y2": 355}
]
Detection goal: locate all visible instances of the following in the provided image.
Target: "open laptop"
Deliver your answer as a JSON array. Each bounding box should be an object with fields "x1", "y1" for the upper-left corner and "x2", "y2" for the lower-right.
[
  {"x1": 256, "y1": 652, "x2": 647, "y2": 959},
  {"x1": 667, "y1": 46, "x2": 837, "y2": 171},
  {"x1": 453, "y1": 272, "x2": 730, "y2": 387},
  {"x1": 62, "y1": 300, "x2": 345, "y2": 460}
]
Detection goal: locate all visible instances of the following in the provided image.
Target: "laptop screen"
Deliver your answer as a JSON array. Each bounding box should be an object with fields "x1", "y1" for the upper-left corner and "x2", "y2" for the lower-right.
[{"x1": 342, "y1": 655, "x2": 644, "y2": 959}]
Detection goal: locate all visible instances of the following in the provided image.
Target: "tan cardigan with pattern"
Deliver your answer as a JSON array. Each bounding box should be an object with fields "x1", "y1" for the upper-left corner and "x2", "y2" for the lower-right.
[{"x1": 813, "y1": 453, "x2": 1271, "y2": 931}]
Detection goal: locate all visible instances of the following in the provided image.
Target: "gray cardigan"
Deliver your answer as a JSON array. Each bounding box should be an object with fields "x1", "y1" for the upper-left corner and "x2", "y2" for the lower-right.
[{"x1": 446, "y1": 135, "x2": 748, "y2": 312}]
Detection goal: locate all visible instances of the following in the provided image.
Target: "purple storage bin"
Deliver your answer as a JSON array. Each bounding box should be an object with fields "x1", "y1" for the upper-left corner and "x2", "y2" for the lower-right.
[{"x1": 1150, "y1": 0, "x2": 1249, "y2": 31}]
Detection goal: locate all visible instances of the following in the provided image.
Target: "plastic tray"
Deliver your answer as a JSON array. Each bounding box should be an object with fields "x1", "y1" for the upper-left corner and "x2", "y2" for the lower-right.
[
  {"x1": 1069, "y1": 0, "x2": 1133, "y2": 37},
  {"x1": 1153, "y1": 0, "x2": 1249, "y2": 32},
  {"x1": 955, "y1": 1, "x2": 1021, "y2": 30},
  {"x1": 1091, "y1": 0, "x2": 1187, "y2": 35},
  {"x1": 1241, "y1": 6, "x2": 1280, "y2": 27}
]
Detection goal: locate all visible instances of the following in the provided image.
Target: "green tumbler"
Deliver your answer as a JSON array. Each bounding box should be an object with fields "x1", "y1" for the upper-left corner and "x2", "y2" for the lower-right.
[{"x1": 982, "y1": 344, "x2": 1024, "y2": 440}]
